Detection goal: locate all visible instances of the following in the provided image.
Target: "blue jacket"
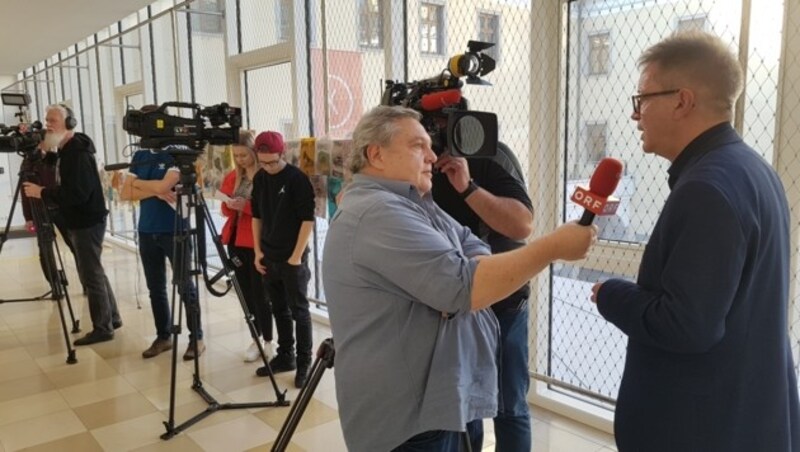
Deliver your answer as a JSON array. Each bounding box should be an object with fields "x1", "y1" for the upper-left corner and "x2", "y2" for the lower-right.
[{"x1": 598, "y1": 123, "x2": 800, "y2": 451}]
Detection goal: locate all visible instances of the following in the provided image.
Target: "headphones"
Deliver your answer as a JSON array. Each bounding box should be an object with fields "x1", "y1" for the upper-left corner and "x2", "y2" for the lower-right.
[{"x1": 59, "y1": 104, "x2": 77, "y2": 130}]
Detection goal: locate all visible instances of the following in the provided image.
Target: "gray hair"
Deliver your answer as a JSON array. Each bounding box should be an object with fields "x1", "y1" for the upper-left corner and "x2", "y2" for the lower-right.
[
  {"x1": 348, "y1": 106, "x2": 422, "y2": 174},
  {"x1": 639, "y1": 31, "x2": 743, "y2": 118},
  {"x1": 46, "y1": 103, "x2": 70, "y2": 121}
]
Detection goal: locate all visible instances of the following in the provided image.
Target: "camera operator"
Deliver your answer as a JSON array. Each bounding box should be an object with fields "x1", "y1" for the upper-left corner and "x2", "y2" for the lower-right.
[
  {"x1": 114, "y1": 105, "x2": 205, "y2": 360},
  {"x1": 323, "y1": 106, "x2": 596, "y2": 452},
  {"x1": 17, "y1": 123, "x2": 84, "y2": 298},
  {"x1": 22, "y1": 104, "x2": 122, "y2": 346},
  {"x1": 431, "y1": 104, "x2": 534, "y2": 451}
]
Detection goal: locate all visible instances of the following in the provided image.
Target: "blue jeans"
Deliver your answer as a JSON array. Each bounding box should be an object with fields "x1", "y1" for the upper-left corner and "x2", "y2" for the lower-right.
[
  {"x1": 68, "y1": 221, "x2": 120, "y2": 334},
  {"x1": 139, "y1": 233, "x2": 202, "y2": 340},
  {"x1": 493, "y1": 304, "x2": 532, "y2": 451},
  {"x1": 392, "y1": 420, "x2": 483, "y2": 452}
]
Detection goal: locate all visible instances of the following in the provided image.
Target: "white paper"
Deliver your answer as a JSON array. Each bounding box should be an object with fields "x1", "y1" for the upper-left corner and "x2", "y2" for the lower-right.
[{"x1": 213, "y1": 190, "x2": 232, "y2": 204}]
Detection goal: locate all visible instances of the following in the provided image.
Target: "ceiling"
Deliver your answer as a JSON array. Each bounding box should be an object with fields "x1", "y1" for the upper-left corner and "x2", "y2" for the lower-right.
[{"x1": 0, "y1": 0, "x2": 157, "y2": 79}]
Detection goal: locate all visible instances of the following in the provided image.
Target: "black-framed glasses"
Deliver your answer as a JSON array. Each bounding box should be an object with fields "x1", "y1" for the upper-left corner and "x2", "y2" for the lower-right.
[{"x1": 631, "y1": 89, "x2": 680, "y2": 114}]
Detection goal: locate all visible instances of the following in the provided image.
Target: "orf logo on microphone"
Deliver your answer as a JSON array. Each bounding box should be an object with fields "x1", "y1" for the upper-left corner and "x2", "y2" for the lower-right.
[{"x1": 571, "y1": 186, "x2": 620, "y2": 216}]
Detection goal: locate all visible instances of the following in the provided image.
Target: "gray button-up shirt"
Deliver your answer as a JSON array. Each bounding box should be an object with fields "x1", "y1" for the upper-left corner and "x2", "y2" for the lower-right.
[{"x1": 323, "y1": 174, "x2": 500, "y2": 452}]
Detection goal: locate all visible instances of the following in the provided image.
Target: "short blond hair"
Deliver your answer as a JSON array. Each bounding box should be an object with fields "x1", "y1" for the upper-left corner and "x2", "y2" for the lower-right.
[{"x1": 639, "y1": 31, "x2": 743, "y2": 117}]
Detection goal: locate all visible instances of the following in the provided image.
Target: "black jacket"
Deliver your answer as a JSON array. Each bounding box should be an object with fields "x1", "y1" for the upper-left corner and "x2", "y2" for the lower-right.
[{"x1": 41, "y1": 132, "x2": 108, "y2": 229}]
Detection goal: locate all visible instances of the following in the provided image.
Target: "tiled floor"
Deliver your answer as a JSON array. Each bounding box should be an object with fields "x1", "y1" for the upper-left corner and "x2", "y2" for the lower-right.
[{"x1": 0, "y1": 235, "x2": 617, "y2": 451}]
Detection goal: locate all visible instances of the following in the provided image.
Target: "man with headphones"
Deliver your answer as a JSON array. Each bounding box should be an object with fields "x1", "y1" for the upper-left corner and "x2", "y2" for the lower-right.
[{"x1": 23, "y1": 103, "x2": 122, "y2": 345}]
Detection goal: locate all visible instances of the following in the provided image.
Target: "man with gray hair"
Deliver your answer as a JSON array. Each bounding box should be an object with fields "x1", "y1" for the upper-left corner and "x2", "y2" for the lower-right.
[
  {"x1": 23, "y1": 104, "x2": 121, "y2": 345},
  {"x1": 323, "y1": 105, "x2": 596, "y2": 451},
  {"x1": 592, "y1": 31, "x2": 800, "y2": 451}
]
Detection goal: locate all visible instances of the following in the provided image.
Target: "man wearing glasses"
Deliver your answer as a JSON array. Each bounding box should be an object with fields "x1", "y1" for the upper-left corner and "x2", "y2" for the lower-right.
[
  {"x1": 592, "y1": 31, "x2": 799, "y2": 451},
  {"x1": 250, "y1": 131, "x2": 315, "y2": 389}
]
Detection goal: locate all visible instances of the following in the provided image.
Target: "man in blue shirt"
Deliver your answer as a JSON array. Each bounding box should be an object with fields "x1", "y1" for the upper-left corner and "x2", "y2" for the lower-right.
[
  {"x1": 592, "y1": 31, "x2": 800, "y2": 451},
  {"x1": 117, "y1": 115, "x2": 204, "y2": 361},
  {"x1": 323, "y1": 105, "x2": 596, "y2": 451}
]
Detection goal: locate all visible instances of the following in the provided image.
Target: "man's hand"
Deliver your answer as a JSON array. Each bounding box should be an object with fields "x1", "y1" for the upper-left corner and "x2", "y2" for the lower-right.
[
  {"x1": 287, "y1": 255, "x2": 301, "y2": 266},
  {"x1": 547, "y1": 221, "x2": 598, "y2": 261},
  {"x1": 591, "y1": 282, "x2": 603, "y2": 304},
  {"x1": 156, "y1": 192, "x2": 177, "y2": 204},
  {"x1": 434, "y1": 153, "x2": 471, "y2": 194},
  {"x1": 254, "y1": 249, "x2": 266, "y2": 275},
  {"x1": 22, "y1": 182, "x2": 43, "y2": 199}
]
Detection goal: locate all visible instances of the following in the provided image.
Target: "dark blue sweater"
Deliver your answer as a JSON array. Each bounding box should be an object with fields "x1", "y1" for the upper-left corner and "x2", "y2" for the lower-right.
[{"x1": 598, "y1": 123, "x2": 800, "y2": 451}]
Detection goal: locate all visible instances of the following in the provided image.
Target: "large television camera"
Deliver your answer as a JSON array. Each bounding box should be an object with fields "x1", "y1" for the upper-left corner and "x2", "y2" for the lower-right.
[
  {"x1": 381, "y1": 40, "x2": 498, "y2": 158},
  {"x1": 0, "y1": 92, "x2": 45, "y2": 158},
  {"x1": 123, "y1": 101, "x2": 242, "y2": 151}
]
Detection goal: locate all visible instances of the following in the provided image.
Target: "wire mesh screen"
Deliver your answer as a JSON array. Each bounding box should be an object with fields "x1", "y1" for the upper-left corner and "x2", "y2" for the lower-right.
[{"x1": 544, "y1": 0, "x2": 799, "y2": 406}]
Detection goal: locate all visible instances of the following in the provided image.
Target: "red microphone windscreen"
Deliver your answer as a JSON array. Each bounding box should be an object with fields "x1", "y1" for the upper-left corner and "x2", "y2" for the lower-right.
[
  {"x1": 419, "y1": 89, "x2": 462, "y2": 111},
  {"x1": 588, "y1": 157, "x2": 624, "y2": 197}
]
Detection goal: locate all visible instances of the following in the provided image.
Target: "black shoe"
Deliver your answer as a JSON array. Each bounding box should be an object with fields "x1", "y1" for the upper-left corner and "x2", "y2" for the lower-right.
[
  {"x1": 256, "y1": 353, "x2": 296, "y2": 377},
  {"x1": 294, "y1": 365, "x2": 309, "y2": 389},
  {"x1": 73, "y1": 330, "x2": 114, "y2": 346},
  {"x1": 112, "y1": 320, "x2": 123, "y2": 330}
]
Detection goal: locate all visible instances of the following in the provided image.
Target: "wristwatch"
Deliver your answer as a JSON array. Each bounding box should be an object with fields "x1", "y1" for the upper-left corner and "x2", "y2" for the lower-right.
[{"x1": 459, "y1": 179, "x2": 479, "y2": 199}]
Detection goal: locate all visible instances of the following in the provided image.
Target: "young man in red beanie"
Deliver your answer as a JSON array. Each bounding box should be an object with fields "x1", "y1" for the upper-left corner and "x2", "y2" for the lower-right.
[{"x1": 250, "y1": 131, "x2": 316, "y2": 388}]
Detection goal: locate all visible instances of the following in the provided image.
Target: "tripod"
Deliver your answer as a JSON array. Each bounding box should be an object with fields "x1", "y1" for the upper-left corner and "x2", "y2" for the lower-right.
[
  {"x1": 161, "y1": 152, "x2": 289, "y2": 440},
  {"x1": 272, "y1": 337, "x2": 334, "y2": 451},
  {"x1": 0, "y1": 161, "x2": 80, "y2": 364}
]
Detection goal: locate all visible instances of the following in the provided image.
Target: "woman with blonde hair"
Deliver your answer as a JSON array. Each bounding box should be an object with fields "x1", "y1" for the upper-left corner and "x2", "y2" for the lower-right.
[{"x1": 220, "y1": 129, "x2": 273, "y2": 362}]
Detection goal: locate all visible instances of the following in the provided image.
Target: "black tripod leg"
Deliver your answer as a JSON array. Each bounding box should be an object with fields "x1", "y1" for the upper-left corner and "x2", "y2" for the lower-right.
[{"x1": 272, "y1": 338, "x2": 335, "y2": 452}]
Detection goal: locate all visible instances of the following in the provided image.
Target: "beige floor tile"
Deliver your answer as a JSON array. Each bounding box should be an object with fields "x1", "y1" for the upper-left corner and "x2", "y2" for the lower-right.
[
  {"x1": 291, "y1": 419, "x2": 348, "y2": 452},
  {"x1": 187, "y1": 414, "x2": 277, "y2": 452},
  {"x1": 15, "y1": 431, "x2": 103, "y2": 452},
  {"x1": 254, "y1": 398, "x2": 337, "y2": 434},
  {"x1": 0, "y1": 347, "x2": 31, "y2": 365},
  {"x1": 0, "y1": 359, "x2": 42, "y2": 385},
  {"x1": 73, "y1": 392, "x2": 158, "y2": 429},
  {"x1": 90, "y1": 411, "x2": 168, "y2": 451},
  {"x1": 41, "y1": 353, "x2": 120, "y2": 388},
  {"x1": 532, "y1": 419, "x2": 608, "y2": 452},
  {"x1": 121, "y1": 358, "x2": 195, "y2": 392},
  {"x1": 0, "y1": 390, "x2": 69, "y2": 426},
  {"x1": 0, "y1": 409, "x2": 86, "y2": 451},
  {"x1": 129, "y1": 434, "x2": 204, "y2": 452},
  {"x1": 0, "y1": 373, "x2": 54, "y2": 404},
  {"x1": 59, "y1": 375, "x2": 138, "y2": 407}
]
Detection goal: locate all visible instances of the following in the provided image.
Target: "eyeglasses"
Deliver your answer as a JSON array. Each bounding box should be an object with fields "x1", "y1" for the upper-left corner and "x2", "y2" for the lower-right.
[
  {"x1": 258, "y1": 159, "x2": 281, "y2": 168},
  {"x1": 631, "y1": 89, "x2": 680, "y2": 115}
]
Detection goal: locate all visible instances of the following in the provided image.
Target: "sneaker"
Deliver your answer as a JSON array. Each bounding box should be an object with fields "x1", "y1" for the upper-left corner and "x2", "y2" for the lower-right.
[
  {"x1": 294, "y1": 365, "x2": 309, "y2": 389},
  {"x1": 244, "y1": 340, "x2": 274, "y2": 362},
  {"x1": 73, "y1": 330, "x2": 114, "y2": 346},
  {"x1": 142, "y1": 338, "x2": 172, "y2": 358},
  {"x1": 256, "y1": 352, "x2": 295, "y2": 377},
  {"x1": 183, "y1": 340, "x2": 205, "y2": 361},
  {"x1": 243, "y1": 341, "x2": 260, "y2": 363}
]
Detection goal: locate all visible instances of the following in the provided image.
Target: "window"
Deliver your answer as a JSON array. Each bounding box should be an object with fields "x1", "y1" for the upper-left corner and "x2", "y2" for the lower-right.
[
  {"x1": 358, "y1": 0, "x2": 383, "y2": 49},
  {"x1": 588, "y1": 32, "x2": 610, "y2": 75},
  {"x1": 572, "y1": 122, "x2": 606, "y2": 179},
  {"x1": 191, "y1": 0, "x2": 224, "y2": 34},
  {"x1": 678, "y1": 15, "x2": 707, "y2": 32},
  {"x1": 278, "y1": 0, "x2": 292, "y2": 42},
  {"x1": 477, "y1": 12, "x2": 500, "y2": 61},
  {"x1": 420, "y1": 3, "x2": 444, "y2": 55}
]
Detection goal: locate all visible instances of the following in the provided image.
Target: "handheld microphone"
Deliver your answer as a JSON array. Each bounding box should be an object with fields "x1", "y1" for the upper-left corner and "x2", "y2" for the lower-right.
[
  {"x1": 104, "y1": 162, "x2": 131, "y2": 171},
  {"x1": 571, "y1": 157, "x2": 624, "y2": 226},
  {"x1": 418, "y1": 89, "x2": 462, "y2": 111}
]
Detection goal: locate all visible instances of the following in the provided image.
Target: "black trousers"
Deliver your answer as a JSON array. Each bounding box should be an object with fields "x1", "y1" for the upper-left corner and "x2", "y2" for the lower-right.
[
  {"x1": 263, "y1": 254, "x2": 312, "y2": 367},
  {"x1": 228, "y1": 244, "x2": 273, "y2": 342}
]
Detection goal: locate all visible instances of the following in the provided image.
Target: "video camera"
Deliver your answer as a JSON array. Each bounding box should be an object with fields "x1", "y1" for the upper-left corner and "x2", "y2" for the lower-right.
[
  {"x1": 381, "y1": 40, "x2": 498, "y2": 158},
  {"x1": 0, "y1": 92, "x2": 45, "y2": 158},
  {"x1": 123, "y1": 101, "x2": 242, "y2": 151}
]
